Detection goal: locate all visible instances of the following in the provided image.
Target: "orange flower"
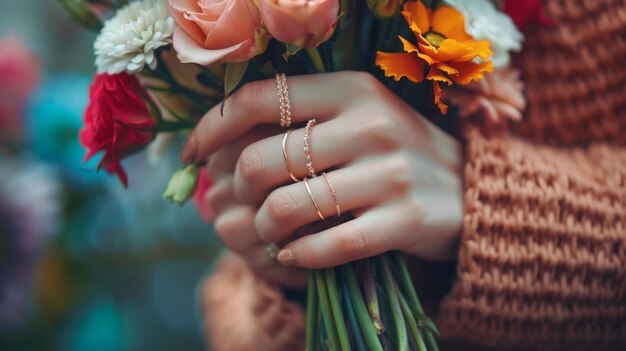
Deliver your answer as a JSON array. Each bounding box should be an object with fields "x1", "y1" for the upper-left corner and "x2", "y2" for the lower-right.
[{"x1": 376, "y1": 1, "x2": 494, "y2": 114}]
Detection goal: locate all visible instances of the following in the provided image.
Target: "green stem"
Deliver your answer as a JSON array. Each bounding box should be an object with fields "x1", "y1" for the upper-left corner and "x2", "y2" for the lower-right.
[
  {"x1": 306, "y1": 47, "x2": 327, "y2": 73},
  {"x1": 364, "y1": 260, "x2": 384, "y2": 334},
  {"x1": 380, "y1": 256, "x2": 408, "y2": 351},
  {"x1": 158, "y1": 121, "x2": 196, "y2": 132},
  {"x1": 390, "y1": 252, "x2": 440, "y2": 351},
  {"x1": 306, "y1": 272, "x2": 320, "y2": 351},
  {"x1": 340, "y1": 265, "x2": 383, "y2": 351},
  {"x1": 341, "y1": 282, "x2": 367, "y2": 351},
  {"x1": 325, "y1": 268, "x2": 352, "y2": 351},
  {"x1": 397, "y1": 289, "x2": 427, "y2": 351},
  {"x1": 316, "y1": 270, "x2": 339, "y2": 351}
]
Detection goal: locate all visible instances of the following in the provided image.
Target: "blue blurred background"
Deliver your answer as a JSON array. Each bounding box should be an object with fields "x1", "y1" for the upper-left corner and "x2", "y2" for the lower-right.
[{"x1": 0, "y1": 1, "x2": 221, "y2": 350}]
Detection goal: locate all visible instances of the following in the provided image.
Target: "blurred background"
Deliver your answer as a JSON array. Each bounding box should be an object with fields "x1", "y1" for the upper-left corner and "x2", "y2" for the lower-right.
[{"x1": 0, "y1": 1, "x2": 221, "y2": 350}]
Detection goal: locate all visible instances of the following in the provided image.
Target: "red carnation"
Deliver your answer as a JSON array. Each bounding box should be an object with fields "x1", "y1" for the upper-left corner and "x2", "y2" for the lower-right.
[
  {"x1": 502, "y1": 0, "x2": 553, "y2": 32},
  {"x1": 80, "y1": 73, "x2": 157, "y2": 187}
]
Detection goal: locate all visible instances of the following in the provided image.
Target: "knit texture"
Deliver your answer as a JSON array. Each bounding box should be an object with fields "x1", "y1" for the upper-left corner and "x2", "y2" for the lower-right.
[{"x1": 439, "y1": 0, "x2": 626, "y2": 349}]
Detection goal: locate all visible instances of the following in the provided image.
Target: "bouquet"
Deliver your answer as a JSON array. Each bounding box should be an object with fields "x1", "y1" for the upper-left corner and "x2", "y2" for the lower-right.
[{"x1": 61, "y1": 0, "x2": 534, "y2": 349}]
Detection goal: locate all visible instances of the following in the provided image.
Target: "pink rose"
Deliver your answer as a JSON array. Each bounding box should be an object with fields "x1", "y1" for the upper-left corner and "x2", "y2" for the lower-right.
[
  {"x1": 258, "y1": 0, "x2": 340, "y2": 48},
  {"x1": 166, "y1": 0, "x2": 267, "y2": 65},
  {"x1": 192, "y1": 166, "x2": 214, "y2": 222}
]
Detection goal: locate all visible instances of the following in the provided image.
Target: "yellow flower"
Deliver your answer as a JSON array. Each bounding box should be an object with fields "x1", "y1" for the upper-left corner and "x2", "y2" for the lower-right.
[{"x1": 376, "y1": 1, "x2": 494, "y2": 114}]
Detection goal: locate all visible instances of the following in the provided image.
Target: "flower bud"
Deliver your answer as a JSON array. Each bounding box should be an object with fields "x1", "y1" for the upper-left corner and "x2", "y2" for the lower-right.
[
  {"x1": 163, "y1": 164, "x2": 199, "y2": 206},
  {"x1": 367, "y1": 0, "x2": 402, "y2": 18},
  {"x1": 258, "y1": 0, "x2": 340, "y2": 48}
]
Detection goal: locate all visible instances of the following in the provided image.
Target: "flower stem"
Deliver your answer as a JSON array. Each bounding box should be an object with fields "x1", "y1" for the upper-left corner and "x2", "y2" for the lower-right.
[
  {"x1": 325, "y1": 268, "x2": 352, "y2": 351},
  {"x1": 306, "y1": 47, "x2": 327, "y2": 73},
  {"x1": 158, "y1": 120, "x2": 196, "y2": 132},
  {"x1": 316, "y1": 270, "x2": 339, "y2": 351},
  {"x1": 397, "y1": 288, "x2": 427, "y2": 351},
  {"x1": 364, "y1": 260, "x2": 385, "y2": 334},
  {"x1": 380, "y1": 256, "x2": 408, "y2": 351},
  {"x1": 306, "y1": 272, "x2": 320, "y2": 351},
  {"x1": 340, "y1": 265, "x2": 383, "y2": 351},
  {"x1": 342, "y1": 282, "x2": 367, "y2": 351},
  {"x1": 390, "y1": 252, "x2": 440, "y2": 351}
]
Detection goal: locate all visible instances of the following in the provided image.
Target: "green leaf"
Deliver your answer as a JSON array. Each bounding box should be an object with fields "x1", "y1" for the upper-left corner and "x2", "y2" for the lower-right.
[
  {"x1": 224, "y1": 61, "x2": 249, "y2": 97},
  {"x1": 284, "y1": 43, "x2": 303, "y2": 59},
  {"x1": 58, "y1": 0, "x2": 103, "y2": 31}
]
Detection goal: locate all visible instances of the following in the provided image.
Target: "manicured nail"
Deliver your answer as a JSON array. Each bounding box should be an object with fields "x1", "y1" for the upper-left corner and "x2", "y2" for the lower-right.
[
  {"x1": 182, "y1": 135, "x2": 198, "y2": 164},
  {"x1": 277, "y1": 248, "x2": 296, "y2": 266}
]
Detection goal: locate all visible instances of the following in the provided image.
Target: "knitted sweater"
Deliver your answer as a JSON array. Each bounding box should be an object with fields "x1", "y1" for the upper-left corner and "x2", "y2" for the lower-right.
[{"x1": 200, "y1": 0, "x2": 626, "y2": 350}]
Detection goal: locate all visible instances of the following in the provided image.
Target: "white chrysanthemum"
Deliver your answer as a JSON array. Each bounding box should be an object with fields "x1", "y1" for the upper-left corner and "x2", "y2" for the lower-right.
[
  {"x1": 94, "y1": 0, "x2": 175, "y2": 74},
  {"x1": 445, "y1": 0, "x2": 523, "y2": 68}
]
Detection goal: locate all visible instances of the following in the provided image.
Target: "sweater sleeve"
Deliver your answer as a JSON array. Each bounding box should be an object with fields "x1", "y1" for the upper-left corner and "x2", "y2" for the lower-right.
[{"x1": 438, "y1": 130, "x2": 626, "y2": 350}]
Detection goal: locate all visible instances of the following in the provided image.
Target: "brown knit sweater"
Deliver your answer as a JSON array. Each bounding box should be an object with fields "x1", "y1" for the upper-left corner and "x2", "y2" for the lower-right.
[{"x1": 200, "y1": 0, "x2": 626, "y2": 350}]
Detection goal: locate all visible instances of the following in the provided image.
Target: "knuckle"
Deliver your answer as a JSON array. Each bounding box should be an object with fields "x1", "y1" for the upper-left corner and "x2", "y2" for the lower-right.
[
  {"x1": 336, "y1": 225, "x2": 369, "y2": 258},
  {"x1": 350, "y1": 71, "x2": 381, "y2": 93},
  {"x1": 214, "y1": 215, "x2": 236, "y2": 247},
  {"x1": 205, "y1": 185, "x2": 226, "y2": 214},
  {"x1": 236, "y1": 145, "x2": 266, "y2": 189},
  {"x1": 265, "y1": 189, "x2": 299, "y2": 226},
  {"x1": 363, "y1": 116, "x2": 402, "y2": 151},
  {"x1": 231, "y1": 80, "x2": 266, "y2": 114},
  {"x1": 385, "y1": 153, "x2": 415, "y2": 193}
]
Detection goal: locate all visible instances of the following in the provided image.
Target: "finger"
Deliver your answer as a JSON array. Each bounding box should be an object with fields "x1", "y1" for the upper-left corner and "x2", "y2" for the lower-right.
[
  {"x1": 244, "y1": 245, "x2": 309, "y2": 289},
  {"x1": 183, "y1": 71, "x2": 382, "y2": 163},
  {"x1": 206, "y1": 125, "x2": 279, "y2": 179},
  {"x1": 205, "y1": 176, "x2": 237, "y2": 215},
  {"x1": 233, "y1": 112, "x2": 405, "y2": 203},
  {"x1": 214, "y1": 205, "x2": 263, "y2": 253},
  {"x1": 255, "y1": 154, "x2": 411, "y2": 244},
  {"x1": 276, "y1": 210, "x2": 402, "y2": 269}
]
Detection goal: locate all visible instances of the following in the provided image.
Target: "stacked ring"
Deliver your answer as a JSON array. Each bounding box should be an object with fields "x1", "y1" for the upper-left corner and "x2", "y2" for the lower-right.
[
  {"x1": 282, "y1": 130, "x2": 300, "y2": 182},
  {"x1": 303, "y1": 177, "x2": 325, "y2": 221},
  {"x1": 304, "y1": 119, "x2": 317, "y2": 178},
  {"x1": 276, "y1": 73, "x2": 292, "y2": 128},
  {"x1": 322, "y1": 172, "x2": 341, "y2": 217}
]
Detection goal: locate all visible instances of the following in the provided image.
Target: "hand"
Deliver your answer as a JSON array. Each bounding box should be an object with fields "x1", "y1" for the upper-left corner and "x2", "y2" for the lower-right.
[
  {"x1": 187, "y1": 71, "x2": 464, "y2": 270},
  {"x1": 201, "y1": 126, "x2": 309, "y2": 288}
]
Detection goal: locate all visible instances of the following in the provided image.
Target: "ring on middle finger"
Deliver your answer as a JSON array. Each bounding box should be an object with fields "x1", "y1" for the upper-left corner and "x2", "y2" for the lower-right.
[{"x1": 304, "y1": 119, "x2": 318, "y2": 178}]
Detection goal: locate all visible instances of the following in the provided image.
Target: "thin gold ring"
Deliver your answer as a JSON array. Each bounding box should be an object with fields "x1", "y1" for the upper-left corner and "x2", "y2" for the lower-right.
[
  {"x1": 322, "y1": 172, "x2": 341, "y2": 217},
  {"x1": 282, "y1": 130, "x2": 300, "y2": 182},
  {"x1": 303, "y1": 177, "x2": 325, "y2": 221},
  {"x1": 276, "y1": 73, "x2": 292, "y2": 128},
  {"x1": 304, "y1": 119, "x2": 317, "y2": 178}
]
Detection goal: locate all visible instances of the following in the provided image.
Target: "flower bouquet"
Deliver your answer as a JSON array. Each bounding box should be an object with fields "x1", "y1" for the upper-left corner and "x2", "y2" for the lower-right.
[{"x1": 61, "y1": 0, "x2": 528, "y2": 349}]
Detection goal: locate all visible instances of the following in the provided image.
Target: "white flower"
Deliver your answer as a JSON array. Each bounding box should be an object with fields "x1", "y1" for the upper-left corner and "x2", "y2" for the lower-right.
[
  {"x1": 94, "y1": 0, "x2": 175, "y2": 74},
  {"x1": 445, "y1": 0, "x2": 523, "y2": 68}
]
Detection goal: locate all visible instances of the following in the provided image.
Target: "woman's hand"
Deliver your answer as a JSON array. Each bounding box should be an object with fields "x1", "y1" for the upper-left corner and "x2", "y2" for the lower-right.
[{"x1": 187, "y1": 71, "x2": 464, "y2": 272}]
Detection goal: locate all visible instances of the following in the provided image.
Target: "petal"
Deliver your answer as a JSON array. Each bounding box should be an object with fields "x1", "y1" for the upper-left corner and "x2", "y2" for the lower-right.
[
  {"x1": 375, "y1": 51, "x2": 425, "y2": 83},
  {"x1": 426, "y1": 66, "x2": 453, "y2": 85},
  {"x1": 166, "y1": 0, "x2": 207, "y2": 45},
  {"x1": 173, "y1": 29, "x2": 244, "y2": 65},
  {"x1": 431, "y1": 5, "x2": 471, "y2": 41},
  {"x1": 448, "y1": 60, "x2": 494, "y2": 85},
  {"x1": 402, "y1": 1, "x2": 431, "y2": 36},
  {"x1": 433, "y1": 81, "x2": 448, "y2": 114}
]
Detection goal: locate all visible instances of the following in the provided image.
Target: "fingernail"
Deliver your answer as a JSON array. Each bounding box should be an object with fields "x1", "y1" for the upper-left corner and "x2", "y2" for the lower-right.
[
  {"x1": 182, "y1": 135, "x2": 198, "y2": 164},
  {"x1": 277, "y1": 249, "x2": 296, "y2": 266}
]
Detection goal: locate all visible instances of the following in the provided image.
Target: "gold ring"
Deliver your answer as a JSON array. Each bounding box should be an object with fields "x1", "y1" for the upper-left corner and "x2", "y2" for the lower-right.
[
  {"x1": 304, "y1": 119, "x2": 317, "y2": 178},
  {"x1": 265, "y1": 243, "x2": 280, "y2": 261},
  {"x1": 276, "y1": 73, "x2": 292, "y2": 128},
  {"x1": 282, "y1": 130, "x2": 300, "y2": 182},
  {"x1": 322, "y1": 172, "x2": 341, "y2": 217},
  {"x1": 303, "y1": 177, "x2": 325, "y2": 221}
]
